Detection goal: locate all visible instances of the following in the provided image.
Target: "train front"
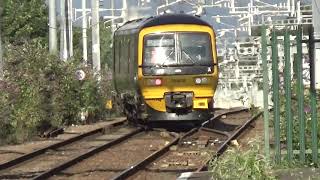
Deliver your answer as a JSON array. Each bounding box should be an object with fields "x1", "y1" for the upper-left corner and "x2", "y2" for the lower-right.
[{"x1": 138, "y1": 23, "x2": 218, "y2": 122}]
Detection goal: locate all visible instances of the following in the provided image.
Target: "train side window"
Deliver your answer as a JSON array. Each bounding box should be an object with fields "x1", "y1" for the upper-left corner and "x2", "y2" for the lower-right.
[
  {"x1": 114, "y1": 40, "x2": 118, "y2": 74},
  {"x1": 129, "y1": 38, "x2": 135, "y2": 76},
  {"x1": 118, "y1": 40, "x2": 121, "y2": 73},
  {"x1": 123, "y1": 38, "x2": 128, "y2": 73},
  {"x1": 128, "y1": 39, "x2": 131, "y2": 73}
]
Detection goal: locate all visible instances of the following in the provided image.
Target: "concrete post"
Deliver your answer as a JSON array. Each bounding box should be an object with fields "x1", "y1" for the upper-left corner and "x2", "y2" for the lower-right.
[
  {"x1": 49, "y1": 0, "x2": 58, "y2": 54},
  {"x1": 313, "y1": 0, "x2": 320, "y2": 89},
  {"x1": 91, "y1": 0, "x2": 101, "y2": 75},
  {"x1": 0, "y1": 0, "x2": 4, "y2": 79},
  {"x1": 60, "y1": 0, "x2": 68, "y2": 61},
  {"x1": 82, "y1": 0, "x2": 87, "y2": 63}
]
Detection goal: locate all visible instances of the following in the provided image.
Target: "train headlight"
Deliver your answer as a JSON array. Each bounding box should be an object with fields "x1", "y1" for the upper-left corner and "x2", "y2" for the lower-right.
[
  {"x1": 145, "y1": 78, "x2": 162, "y2": 86},
  {"x1": 195, "y1": 78, "x2": 202, "y2": 84},
  {"x1": 194, "y1": 77, "x2": 209, "y2": 85}
]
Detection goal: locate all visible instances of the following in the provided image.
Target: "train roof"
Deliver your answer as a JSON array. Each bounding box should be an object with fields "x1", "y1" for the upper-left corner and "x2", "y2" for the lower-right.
[{"x1": 114, "y1": 14, "x2": 212, "y2": 35}]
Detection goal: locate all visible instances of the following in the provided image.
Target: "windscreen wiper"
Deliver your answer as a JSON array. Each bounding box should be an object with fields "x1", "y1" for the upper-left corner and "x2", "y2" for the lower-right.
[{"x1": 181, "y1": 50, "x2": 196, "y2": 65}]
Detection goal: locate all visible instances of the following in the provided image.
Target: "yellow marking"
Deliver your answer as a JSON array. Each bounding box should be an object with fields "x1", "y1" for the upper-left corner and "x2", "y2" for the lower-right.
[
  {"x1": 141, "y1": 75, "x2": 216, "y2": 99},
  {"x1": 105, "y1": 100, "x2": 113, "y2": 110},
  {"x1": 193, "y1": 98, "x2": 208, "y2": 109},
  {"x1": 137, "y1": 24, "x2": 219, "y2": 112},
  {"x1": 145, "y1": 99, "x2": 166, "y2": 112}
]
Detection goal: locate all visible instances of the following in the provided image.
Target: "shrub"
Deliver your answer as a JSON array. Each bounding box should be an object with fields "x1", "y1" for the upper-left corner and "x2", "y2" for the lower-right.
[{"x1": 0, "y1": 41, "x2": 112, "y2": 144}]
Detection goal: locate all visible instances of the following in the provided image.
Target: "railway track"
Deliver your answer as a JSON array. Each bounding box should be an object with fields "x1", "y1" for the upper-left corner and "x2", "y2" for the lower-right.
[
  {"x1": 50, "y1": 129, "x2": 177, "y2": 179},
  {"x1": 116, "y1": 108, "x2": 262, "y2": 180},
  {"x1": 0, "y1": 108, "x2": 262, "y2": 180},
  {"x1": 0, "y1": 119, "x2": 137, "y2": 179}
]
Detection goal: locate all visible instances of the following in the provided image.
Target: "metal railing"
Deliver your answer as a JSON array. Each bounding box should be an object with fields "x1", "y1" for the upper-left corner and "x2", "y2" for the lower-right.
[{"x1": 261, "y1": 25, "x2": 318, "y2": 164}]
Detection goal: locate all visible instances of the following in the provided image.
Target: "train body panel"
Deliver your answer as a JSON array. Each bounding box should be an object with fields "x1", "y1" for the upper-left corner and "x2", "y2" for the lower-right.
[{"x1": 112, "y1": 14, "x2": 218, "y2": 122}]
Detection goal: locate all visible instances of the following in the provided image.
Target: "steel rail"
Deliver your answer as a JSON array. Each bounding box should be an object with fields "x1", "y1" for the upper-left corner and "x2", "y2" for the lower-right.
[
  {"x1": 0, "y1": 119, "x2": 127, "y2": 171},
  {"x1": 199, "y1": 127, "x2": 230, "y2": 137},
  {"x1": 112, "y1": 108, "x2": 249, "y2": 179},
  {"x1": 196, "y1": 111, "x2": 263, "y2": 172},
  {"x1": 111, "y1": 132, "x2": 180, "y2": 180},
  {"x1": 112, "y1": 127, "x2": 201, "y2": 180},
  {"x1": 201, "y1": 107, "x2": 249, "y2": 127},
  {"x1": 33, "y1": 127, "x2": 144, "y2": 180}
]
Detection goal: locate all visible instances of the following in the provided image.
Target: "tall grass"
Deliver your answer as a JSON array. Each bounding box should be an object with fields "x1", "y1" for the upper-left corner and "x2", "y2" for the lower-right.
[{"x1": 209, "y1": 141, "x2": 275, "y2": 180}]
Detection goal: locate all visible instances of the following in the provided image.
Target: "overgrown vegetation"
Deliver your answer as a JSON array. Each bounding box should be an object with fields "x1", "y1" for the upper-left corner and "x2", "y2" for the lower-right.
[
  {"x1": 278, "y1": 85, "x2": 320, "y2": 164},
  {"x1": 0, "y1": 0, "x2": 115, "y2": 144},
  {"x1": 209, "y1": 141, "x2": 276, "y2": 180},
  {"x1": 2, "y1": 0, "x2": 48, "y2": 44},
  {"x1": 0, "y1": 42, "x2": 113, "y2": 144}
]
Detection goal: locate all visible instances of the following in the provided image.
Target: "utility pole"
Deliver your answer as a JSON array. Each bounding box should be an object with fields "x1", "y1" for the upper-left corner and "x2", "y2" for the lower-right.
[
  {"x1": 82, "y1": 0, "x2": 88, "y2": 63},
  {"x1": 91, "y1": 0, "x2": 101, "y2": 75},
  {"x1": 122, "y1": 0, "x2": 128, "y2": 22},
  {"x1": 49, "y1": 0, "x2": 58, "y2": 54},
  {"x1": 67, "y1": 0, "x2": 73, "y2": 57},
  {"x1": 0, "y1": 1, "x2": 3, "y2": 80},
  {"x1": 0, "y1": 27, "x2": 3, "y2": 80},
  {"x1": 60, "y1": 0, "x2": 68, "y2": 61},
  {"x1": 111, "y1": 0, "x2": 115, "y2": 33},
  {"x1": 313, "y1": 0, "x2": 320, "y2": 89}
]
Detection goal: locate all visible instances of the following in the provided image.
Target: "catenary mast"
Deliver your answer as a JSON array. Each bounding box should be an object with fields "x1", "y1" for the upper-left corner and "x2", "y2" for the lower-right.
[
  {"x1": 49, "y1": 0, "x2": 57, "y2": 54},
  {"x1": 82, "y1": 0, "x2": 88, "y2": 63},
  {"x1": 0, "y1": 0, "x2": 3, "y2": 79},
  {"x1": 91, "y1": 0, "x2": 101, "y2": 75},
  {"x1": 313, "y1": 0, "x2": 320, "y2": 89}
]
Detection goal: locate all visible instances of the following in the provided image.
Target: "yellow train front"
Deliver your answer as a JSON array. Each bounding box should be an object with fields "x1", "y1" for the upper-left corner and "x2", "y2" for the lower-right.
[{"x1": 113, "y1": 14, "x2": 218, "y2": 123}]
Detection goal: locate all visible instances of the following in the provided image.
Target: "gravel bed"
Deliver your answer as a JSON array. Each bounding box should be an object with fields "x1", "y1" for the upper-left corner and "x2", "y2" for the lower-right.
[
  {"x1": 0, "y1": 118, "x2": 125, "y2": 165},
  {"x1": 131, "y1": 110, "x2": 255, "y2": 180},
  {"x1": 51, "y1": 131, "x2": 173, "y2": 180},
  {"x1": 0, "y1": 126, "x2": 134, "y2": 179}
]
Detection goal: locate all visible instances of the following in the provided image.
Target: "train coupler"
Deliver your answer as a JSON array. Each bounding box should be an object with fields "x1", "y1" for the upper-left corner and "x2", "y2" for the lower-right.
[{"x1": 165, "y1": 92, "x2": 193, "y2": 114}]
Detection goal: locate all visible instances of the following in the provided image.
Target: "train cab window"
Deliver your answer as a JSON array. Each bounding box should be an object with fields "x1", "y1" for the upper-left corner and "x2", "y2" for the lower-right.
[
  {"x1": 143, "y1": 32, "x2": 212, "y2": 67},
  {"x1": 179, "y1": 33, "x2": 212, "y2": 65},
  {"x1": 143, "y1": 34, "x2": 175, "y2": 66}
]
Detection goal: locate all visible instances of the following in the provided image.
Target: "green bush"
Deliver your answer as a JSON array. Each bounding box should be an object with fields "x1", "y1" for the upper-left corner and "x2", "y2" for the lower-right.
[
  {"x1": 209, "y1": 141, "x2": 275, "y2": 180},
  {"x1": 278, "y1": 85, "x2": 320, "y2": 163},
  {"x1": 0, "y1": 41, "x2": 111, "y2": 144}
]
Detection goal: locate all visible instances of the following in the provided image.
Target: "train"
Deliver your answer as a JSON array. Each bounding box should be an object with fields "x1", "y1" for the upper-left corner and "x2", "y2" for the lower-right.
[{"x1": 112, "y1": 13, "x2": 218, "y2": 124}]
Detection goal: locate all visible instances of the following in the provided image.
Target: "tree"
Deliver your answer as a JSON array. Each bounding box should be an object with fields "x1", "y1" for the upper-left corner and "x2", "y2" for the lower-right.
[
  {"x1": 73, "y1": 22, "x2": 113, "y2": 70},
  {"x1": 99, "y1": 23, "x2": 113, "y2": 70},
  {"x1": 2, "y1": 0, "x2": 48, "y2": 44}
]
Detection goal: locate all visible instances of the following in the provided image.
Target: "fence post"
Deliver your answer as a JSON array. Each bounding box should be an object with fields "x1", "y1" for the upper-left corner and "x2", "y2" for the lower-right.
[
  {"x1": 271, "y1": 29, "x2": 281, "y2": 163},
  {"x1": 284, "y1": 28, "x2": 293, "y2": 163},
  {"x1": 308, "y1": 26, "x2": 318, "y2": 164},
  {"x1": 261, "y1": 25, "x2": 270, "y2": 161},
  {"x1": 296, "y1": 25, "x2": 305, "y2": 163}
]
